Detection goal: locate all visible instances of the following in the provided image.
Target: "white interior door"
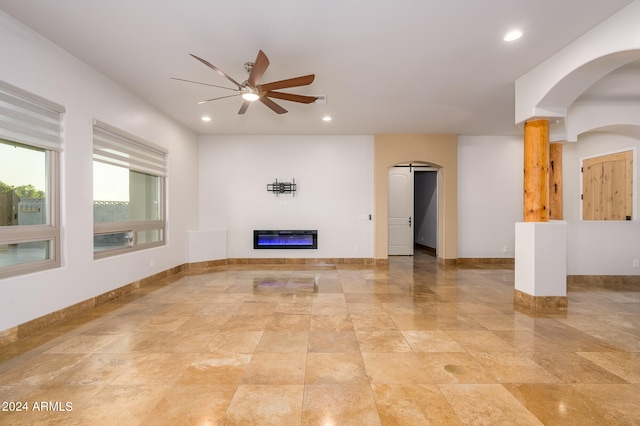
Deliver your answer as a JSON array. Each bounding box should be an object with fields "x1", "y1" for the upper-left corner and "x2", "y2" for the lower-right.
[{"x1": 388, "y1": 167, "x2": 414, "y2": 255}]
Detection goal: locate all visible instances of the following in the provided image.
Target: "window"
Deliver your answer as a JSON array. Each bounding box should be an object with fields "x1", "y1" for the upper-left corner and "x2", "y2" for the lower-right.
[
  {"x1": 0, "y1": 80, "x2": 63, "y2": 279},
  {"x1": 92, "y1": 120, "x2": 167, "y2": 258}
]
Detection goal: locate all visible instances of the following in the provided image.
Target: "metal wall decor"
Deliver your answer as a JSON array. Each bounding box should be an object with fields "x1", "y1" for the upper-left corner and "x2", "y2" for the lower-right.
[{"x1": 267, "y1": 178, "x2": 296, "y2": 196}]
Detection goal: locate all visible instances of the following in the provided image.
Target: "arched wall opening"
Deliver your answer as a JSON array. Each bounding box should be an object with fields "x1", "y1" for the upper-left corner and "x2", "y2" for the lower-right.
[
  {"x1": 537, "y1": 50, "x2": 640, "y2": 112},
  {"x1": 374, "y1": 134, "x2": 458, "y2": 263}
]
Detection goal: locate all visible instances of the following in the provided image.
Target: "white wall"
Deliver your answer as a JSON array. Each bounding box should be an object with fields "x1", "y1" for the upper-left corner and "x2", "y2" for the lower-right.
[
  {"x1": 198, "y1": 135, "x2": 374, "y2": 258},
  {"x1": 563, "y1": 131, "x2": 640, "y2": 275},
  {"x1": 457, "y1": 135, "x2": 524, "y2": 258},
  {"x1": 0, "y1": 12, "x2": 199, "y2": 331}
]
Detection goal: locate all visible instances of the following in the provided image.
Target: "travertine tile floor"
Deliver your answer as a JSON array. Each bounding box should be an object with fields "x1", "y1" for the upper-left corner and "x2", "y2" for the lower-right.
[{"x1": 1, "y1": 249, "x2": 639, "y2": 425}]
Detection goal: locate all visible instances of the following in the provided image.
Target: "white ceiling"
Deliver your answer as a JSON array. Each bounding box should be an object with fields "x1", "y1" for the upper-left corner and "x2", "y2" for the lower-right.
[{"x1": 0, "y1": 0, "x2": 634, "y2": 136}]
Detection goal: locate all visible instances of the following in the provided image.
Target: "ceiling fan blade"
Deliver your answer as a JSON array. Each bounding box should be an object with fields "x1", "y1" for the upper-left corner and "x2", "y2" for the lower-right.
[
  {"x1": 197, "y1": 93, "x2": 242, "y2": 104},
  {"x1": 266, "y1": 91, "x2": 318, "y2": 104},
  {"x1": 171, "y1": 77, "x2": 238, "y2": 92},
  {"x1": 259, "y1": 97, "x2": 287, "y2": 114},
  {"x1": 259, "y1": 74, "x2": 315, "y2": 92},
  {"x1": 190, "y1": 54, "x2": 243, "y2": 88},
  {"x1": 238, "y1": 100, "x2": 250, "y2": 114},
  {"x1": 247, "y1": 50, "x2": 270, "y2": 88}
]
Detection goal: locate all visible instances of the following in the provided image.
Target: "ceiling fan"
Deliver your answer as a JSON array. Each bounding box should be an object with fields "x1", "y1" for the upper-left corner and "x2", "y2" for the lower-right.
[{"x1": 172, "y1": 50, "x2": 317, "y2": 114}]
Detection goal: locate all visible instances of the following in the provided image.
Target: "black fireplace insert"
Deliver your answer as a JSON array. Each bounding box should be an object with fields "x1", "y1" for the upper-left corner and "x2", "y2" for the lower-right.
[{"x1": 253, "y1": 230, "x2": 317, "y2": 249}]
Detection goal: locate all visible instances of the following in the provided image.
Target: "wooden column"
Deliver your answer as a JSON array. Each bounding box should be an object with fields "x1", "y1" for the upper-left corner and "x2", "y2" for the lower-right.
[
  {"x1": 549, "y1": 142, "x2": 563, "y2": 220},
  {"x1": 524, "y1": 119, "x2": 549, "y2": 222}
]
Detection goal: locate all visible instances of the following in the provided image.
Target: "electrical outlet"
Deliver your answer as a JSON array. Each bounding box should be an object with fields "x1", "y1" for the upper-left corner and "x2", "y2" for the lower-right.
[
  {"x1": 503, "y1": 247, "x2": 509, "y2": 253},
  {"x1": 633, "y1": 259, "x2": 639, "y2": 268},
  {"x1": 150, "y1": 259, "x2": 155, "y2": 268},
  {"x1": 354, "y1": 246, "x2": 359, "y2": 253}
]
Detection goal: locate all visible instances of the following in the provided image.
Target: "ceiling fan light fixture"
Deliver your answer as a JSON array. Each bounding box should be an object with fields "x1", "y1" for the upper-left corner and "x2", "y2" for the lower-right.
[
  {"x1": 504, "y1": 30, "x2": 523, "y2": 42},
  {"x1": 241, "y1": 92, "x2": 260, "y2": 101}
]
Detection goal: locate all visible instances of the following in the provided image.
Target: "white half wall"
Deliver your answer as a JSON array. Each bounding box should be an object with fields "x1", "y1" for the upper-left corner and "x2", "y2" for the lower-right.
[
  {"x1": 457, "y1": 135, "x2": 523, "y2": 258},
  {"x1": 563, "y1": 131, "x2": 640, "y2": 276},
  {"x1": 567, "y1": 221, "x2": 640, "y2": 275},
  {"x1": 0, "y1": 12, "x2": 199, "y2": 331},
  {"x1": 198, "y1": 135, "x2": 374, "y2": 259}
]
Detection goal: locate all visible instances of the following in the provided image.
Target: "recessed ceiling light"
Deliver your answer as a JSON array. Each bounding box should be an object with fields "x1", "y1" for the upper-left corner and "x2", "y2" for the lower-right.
[
  {"x1": 504, "y1": 30, "x2": 523, "y2": 42},
  {"x1": 201, "y1": 116, "x2": 212, "y2": 122},
  {"x1": 322, "y1": 115, "x2": 332, "y2": 122}
]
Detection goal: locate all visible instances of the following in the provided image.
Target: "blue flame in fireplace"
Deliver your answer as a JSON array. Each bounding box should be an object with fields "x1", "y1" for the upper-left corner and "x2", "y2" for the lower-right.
[
  {"x1": 254, "y1": 230, "x2": 317, "y2": 249},
  {"x1": 258, "y1": 234, "x2": 313, "y2": 246}
]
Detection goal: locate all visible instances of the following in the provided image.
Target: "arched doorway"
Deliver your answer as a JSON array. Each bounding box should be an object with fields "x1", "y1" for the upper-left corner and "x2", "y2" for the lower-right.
[{"x1": 373, "y1": 134, "x2": 458, "y2": 264}]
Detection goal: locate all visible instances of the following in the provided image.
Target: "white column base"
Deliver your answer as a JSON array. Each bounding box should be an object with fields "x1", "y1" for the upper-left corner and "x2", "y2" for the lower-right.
[{"x1": 515, "y1": 221, "x2": 567, "y2": 301}]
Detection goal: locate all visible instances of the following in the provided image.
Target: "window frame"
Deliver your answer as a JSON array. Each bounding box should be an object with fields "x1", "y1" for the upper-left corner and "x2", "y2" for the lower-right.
[
  {"x1": 0, "y1": 80, "x2": 63, "y2": 279},
  {"x1": 92, "y1": 119, "x2": 167, "y2": 259}
]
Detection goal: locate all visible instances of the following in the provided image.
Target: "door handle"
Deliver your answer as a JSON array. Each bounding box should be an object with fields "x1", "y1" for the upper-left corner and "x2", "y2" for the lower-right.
[{"x1": 408, "y1": 216, "x2": 411, "y2": 227}]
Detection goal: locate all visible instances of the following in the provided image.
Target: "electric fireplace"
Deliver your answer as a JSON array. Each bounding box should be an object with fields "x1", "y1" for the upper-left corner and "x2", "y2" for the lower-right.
[{"x1": 253, "y1": 230, "x2": 317, "y2": 249}]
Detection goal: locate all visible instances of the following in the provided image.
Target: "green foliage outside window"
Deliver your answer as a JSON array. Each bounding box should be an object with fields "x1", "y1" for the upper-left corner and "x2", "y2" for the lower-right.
[{"x1": 0, "y1": 181, "x2": 45, "y2": 198}]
